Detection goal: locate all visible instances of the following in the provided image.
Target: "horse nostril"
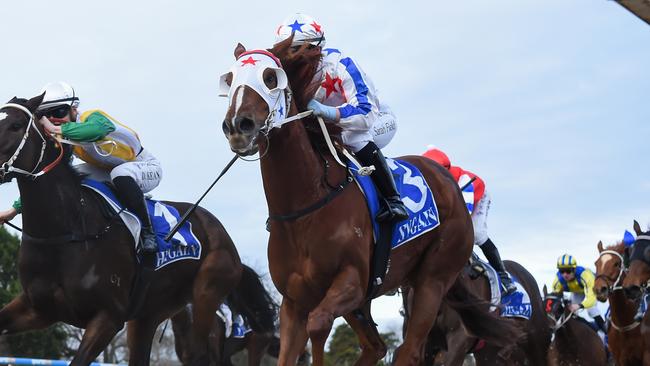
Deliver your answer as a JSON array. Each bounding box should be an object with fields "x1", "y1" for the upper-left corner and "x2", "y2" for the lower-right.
[
  {"x1": 222, "y1": 120, "x2": 230, "y2": 135},
  {"x1": 237, "y1": 117, "x2": 255, "y2": 134}
]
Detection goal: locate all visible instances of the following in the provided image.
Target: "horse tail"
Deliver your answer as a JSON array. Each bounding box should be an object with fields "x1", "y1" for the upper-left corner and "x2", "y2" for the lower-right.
[
  {"x1": 445, "y1": 276, "x2": 523, "y2": 349},
  {"x1": 226, "y1": 264, "x2": 278, "y2": 334}
]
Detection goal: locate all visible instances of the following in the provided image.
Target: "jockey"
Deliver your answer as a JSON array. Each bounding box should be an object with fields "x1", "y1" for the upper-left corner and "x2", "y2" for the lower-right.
[
  {"x1": 0, "y1": 82, "x2": 161, "y2": 252},
  {"x1": 553, "y1": 254, "x2": 608, "y2": 334},
  {"x1": 423, "y1": 147, "x2": 516, "y2": 295},
  {"x1": 274, "y1": 13, "x2": 408, "y2": 223}
]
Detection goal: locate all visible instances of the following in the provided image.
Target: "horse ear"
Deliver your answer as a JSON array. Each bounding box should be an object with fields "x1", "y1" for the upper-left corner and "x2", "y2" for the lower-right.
[
  {"x1": 597, "y1": 241, "x2": 604, "y2": 252},
  {"x1": 634, "y1": 220, "x2": 643, "y2": 235},
  {"x1": 542, "y1": 284, "x2": 548, "y2": 297},
  {"x1": 234, "y1": 43, "x2": 246, "y2": 59},
  {"x1": 25, "y1": 92, "x2": 45, "y2": 112}
]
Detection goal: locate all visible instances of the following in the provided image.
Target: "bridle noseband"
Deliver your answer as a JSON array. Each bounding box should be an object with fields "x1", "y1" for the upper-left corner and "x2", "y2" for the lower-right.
[{"x1": 0, "y1": 103, "x2": 63, "y2": 180}]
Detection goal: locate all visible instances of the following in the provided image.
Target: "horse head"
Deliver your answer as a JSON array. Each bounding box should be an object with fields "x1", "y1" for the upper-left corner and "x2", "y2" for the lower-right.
[
  {"x1": 0, "y1": 94, "x2": 54, "y2": 183},
  {"x1": 219, "y1": 37, "x2": 321, "y2": 156},
  {"x1": 623, "y1": 220, "x2": 650, "y2": 301},
  {"x1": 594, "y1": 240, "x2": 626, "y2": 302},
  {"x1": 543, "y1": 286, "x2": 566, "y2": 324}
]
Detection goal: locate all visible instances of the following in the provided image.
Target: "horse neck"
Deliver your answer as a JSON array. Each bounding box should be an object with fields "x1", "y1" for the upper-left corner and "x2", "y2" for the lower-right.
[
  {"x1": 17, "y1": 160, "x2": 84, "y2": 237},
  {"x1": 608, "y1": 283, "x2": 637, "y2": 325},
  {"x1": 259, "y1": 112, "x2": 343, "y2": 216}
]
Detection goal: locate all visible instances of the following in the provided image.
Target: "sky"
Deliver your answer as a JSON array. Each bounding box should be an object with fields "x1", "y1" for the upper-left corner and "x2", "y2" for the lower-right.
[{"x1": 1, "y1": 0, "x2": 649, "y2": 344}]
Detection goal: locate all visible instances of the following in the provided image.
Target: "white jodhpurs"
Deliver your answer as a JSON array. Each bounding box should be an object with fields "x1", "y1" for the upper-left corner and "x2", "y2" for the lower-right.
[
  {"x1": 75, "y1": 149, "x2": 162, "y2": 193},
  {"x1": 472, "y1": 191, "x2": 491, "y2": 246},
  {"x1": 570, "y1": 293, "x2": 602, "y2": 318}
]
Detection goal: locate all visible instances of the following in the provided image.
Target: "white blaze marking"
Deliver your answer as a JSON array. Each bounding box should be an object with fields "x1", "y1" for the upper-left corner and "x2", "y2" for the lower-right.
[
  {"x1": 232, "y1": 86, "x2": 245, "y2": 116},
  {"x1": 0, "y1": 112, "x2": 7, "y2": 121},
  {"x1": 600, "y1": 254, "x2": 613, "y2": 269}
]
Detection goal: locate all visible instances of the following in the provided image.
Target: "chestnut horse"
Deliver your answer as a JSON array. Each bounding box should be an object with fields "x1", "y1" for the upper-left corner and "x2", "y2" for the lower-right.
[
  {"x1": 543, "y1": 288, "x2": 607, "y2": 366},
  {"x1": 172, "y1": 264, "x2": 278, "y2": 366},
  {"x1": 0, "y1": 96, "x2": 242, "y2": 365},
  {"x1": 219, "y1": 39, "x2": 520, "y2": 366},
  {"x1": 403, "y1": 260, "x2": 550, "y2": 366},
  {"x1": 595, "y1": 239, "x2": 644, "y2": 365},
  {"x1": 622, "y1": 220, "x2": 650, "y2": 365}
]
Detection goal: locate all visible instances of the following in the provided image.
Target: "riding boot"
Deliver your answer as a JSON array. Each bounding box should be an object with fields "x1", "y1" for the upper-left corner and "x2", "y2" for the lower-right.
[
  {"x1": 594, "y1": 315, "x2": 608, "y2": 333},
  {"x1": 355, "y1": 142, "x2": 409, "y2": 222},
  {"x1": 113, "y1": 176, "x2": 157, "y2": 253},
  {"x1": 480, "y1": 238, "x2": 517, "y2": 295}
]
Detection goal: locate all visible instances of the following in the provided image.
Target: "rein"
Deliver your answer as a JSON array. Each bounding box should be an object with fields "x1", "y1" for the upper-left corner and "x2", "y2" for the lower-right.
[{"x1": 0, "y1": 104, "x2": 64, "y2": 179}]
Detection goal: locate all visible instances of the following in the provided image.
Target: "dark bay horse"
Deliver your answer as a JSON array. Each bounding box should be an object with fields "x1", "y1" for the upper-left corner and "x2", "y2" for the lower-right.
[
  {"x1": 0, "y1": 96, "x2": 242, "y2": 365},
  {"x1": 543, "y1": 288, "x2": 607, "y2": 366},
  {"x1": 403, "y1": 260, "x2": 550, "y2": 366},
  {"x1": 621, "y1": 220, "x2": 650, "y2": 365},
  {"x1": 595, "y1": 240, "x2": 645, "y2": 365},
  {"x1": 172, "y1": 264, "x2": 279, "y2": 366},
  {"x1": 219, "y1": 39, "x2": 520, "y2": 366}
]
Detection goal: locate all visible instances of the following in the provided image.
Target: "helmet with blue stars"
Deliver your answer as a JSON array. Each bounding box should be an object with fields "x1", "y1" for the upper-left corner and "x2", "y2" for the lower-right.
[
  {"x1": 557, "y1": 254, "x2": 577, "y2": 269},
  {"x1": 275, "y1": 13, "x2": 326, "y2": 48}
]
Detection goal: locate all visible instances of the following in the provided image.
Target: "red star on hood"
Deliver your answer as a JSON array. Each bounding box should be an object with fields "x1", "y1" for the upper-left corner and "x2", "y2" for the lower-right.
[
  {"x1": 240, "y1": 56, "x2": 259, "y2": 66},
  {"x1": 321, "y1": 72, "x2": 342, "y2": 98}
]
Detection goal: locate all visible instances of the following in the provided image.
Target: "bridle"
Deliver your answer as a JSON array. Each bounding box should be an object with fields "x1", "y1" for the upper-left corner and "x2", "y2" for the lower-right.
[
  {"x1": 545, "y1": 295, "x2": 573, "y2": 331},
  {"x1": 596, "y1": 250, "x2": 626, "y2": 291},
  {"x1": 0, "y1": 103, "x2": 63, "y2": 180},
  {"x1": 595, "y1": 249, "x2": 641, "y2": 332}
]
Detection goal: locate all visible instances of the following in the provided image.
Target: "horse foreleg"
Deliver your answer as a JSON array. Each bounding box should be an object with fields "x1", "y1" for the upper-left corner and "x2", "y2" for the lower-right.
[
  {"x1": 278, "y1": 297, "x2": 309, "y2": 366},
  {"x1": 394, "y1": 280, "x2": 446, "y2": 366},
  {"x1": 190, "y1": 252, "x2": 239, "y2": 365},
  {"x1": 0, "y1": 293, "x2": 54, "y2": 335},
  {"x1": 443, "y1": 323, "x2": 474, "y2": 366},
  {"x1": 308, "y1": 266, "x2": 365, "y2": 366},
  {"x1": 343, "y1": 304, "x2": 387, "y2": 366},
  {"x1": 126, "y1": 317, "x2": 161, "y2": 366},
  {"x1": 69, "y1": 311, "x2": 123, "y2": 366},
  {"x1": 0, "y1": 293, "x2": 53, "y2": 335},
  {"x1": 246, "y1": 332, "x2": 272, "y2": 366}
]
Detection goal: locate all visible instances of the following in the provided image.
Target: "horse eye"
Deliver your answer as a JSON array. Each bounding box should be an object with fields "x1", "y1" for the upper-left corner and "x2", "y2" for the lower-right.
[
  {"x1": 10, "y1": 122, "x2": 23, "y2": 131},
  {"x1": 265, "y1": 74, "x2": 277, "y2": 85}
]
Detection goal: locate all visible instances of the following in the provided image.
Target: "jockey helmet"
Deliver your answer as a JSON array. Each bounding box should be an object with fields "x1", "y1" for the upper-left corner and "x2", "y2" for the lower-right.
[
  {"x1": 423, "y1": 147, "x2": 451, "y2": 169},
  {"x1": 37, "y1": 82, "x2": 79, "y2": 117},
  {"x1": 556, "y1": 254, "x2": 577, "y2": 270},
  {"x1": 275, "y1": 13, "x2": 326, "y2": 48}
]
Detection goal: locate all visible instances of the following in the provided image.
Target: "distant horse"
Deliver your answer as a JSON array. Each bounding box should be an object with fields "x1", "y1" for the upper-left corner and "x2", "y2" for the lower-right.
[
  {"x1": 219, "y1": 38, "x2": 520, "y2": 366},
  {"x1": 403, "y1": 260, "x2": 550, "y2": 366},
  {"x1": 543, "y1": 288, "x2": 607, "y2": 366},
  {"x1": 594, "y1": 239, "x2": 644, "y2": 365},
  {"x1": 621, "y1": 220, "x2": 650, "y2": 365},
  {"x1": 172, "y1": 264, "x2": 278, "y2": 366},
  {"x1": 0, "y1": 96, "x2": 243, "y2": 365}
]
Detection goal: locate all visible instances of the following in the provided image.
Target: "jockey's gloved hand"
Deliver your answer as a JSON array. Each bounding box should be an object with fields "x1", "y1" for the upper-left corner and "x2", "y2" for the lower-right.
[{"x1": 307, "y1": 99, "x2": 338, "y2": 121}]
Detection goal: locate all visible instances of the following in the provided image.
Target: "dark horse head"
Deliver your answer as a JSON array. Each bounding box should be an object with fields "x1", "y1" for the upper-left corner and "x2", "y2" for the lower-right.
[
  {"x1": 623, "y1": 220, "x2": 650, "y2": 301},
  {"x1": 0, "y1": 94, "x2": 53, "y2": 184},
  {"x1": 543, "y1": 286, "x2": 569, "y2": 326},
  {"x1": 0, "y1": 95, "x2": 243, "y2": 365}
]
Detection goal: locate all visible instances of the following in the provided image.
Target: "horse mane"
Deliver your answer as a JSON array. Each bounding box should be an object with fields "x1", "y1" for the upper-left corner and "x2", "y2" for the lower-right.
[
  {"x1": 269, "y1": 37, "x2": 343, "y2": 140},
  {"x1": 603, "y1": 241, "x2": 626, "y2": 254}
]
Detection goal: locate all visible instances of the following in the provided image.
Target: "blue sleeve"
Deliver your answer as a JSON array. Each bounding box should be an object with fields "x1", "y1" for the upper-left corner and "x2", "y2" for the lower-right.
[{"x1": 336, "y1": 57, "x2": 374, "y2": 121}]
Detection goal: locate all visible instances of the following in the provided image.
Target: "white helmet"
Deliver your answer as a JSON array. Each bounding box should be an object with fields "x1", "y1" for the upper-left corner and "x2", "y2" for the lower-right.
[
  {"x1": 275, "y1": 13, "x2": 326, "y2": 48},
  {"x1": 37, "y1": 81, "x2": 79, "y2": 112}
]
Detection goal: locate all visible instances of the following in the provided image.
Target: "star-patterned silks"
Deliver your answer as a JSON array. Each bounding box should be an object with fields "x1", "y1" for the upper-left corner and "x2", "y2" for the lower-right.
[
  {"x1": 288, "y1": 20, "x2": 304, "y2": 33},
  {"x1": 321, "y1": 72, "x2": 343, "y2": 98},
  {"x1": 240, "y1": 56, "x2": 259, "y2": 66}
]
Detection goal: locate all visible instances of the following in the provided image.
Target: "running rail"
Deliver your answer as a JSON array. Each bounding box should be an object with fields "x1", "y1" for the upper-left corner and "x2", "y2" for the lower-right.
[{"x1": 0, "y1": 357, "x2": 124, "y2": 365}]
